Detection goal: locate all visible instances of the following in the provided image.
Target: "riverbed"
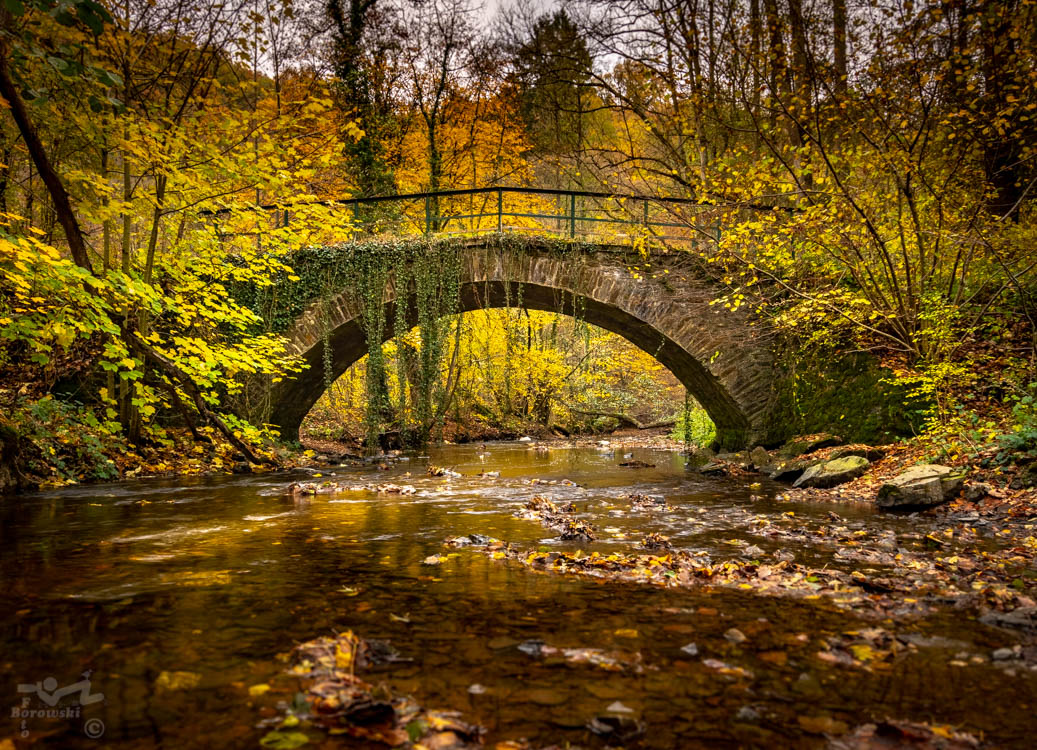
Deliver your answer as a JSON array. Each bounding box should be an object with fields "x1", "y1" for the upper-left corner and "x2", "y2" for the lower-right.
[{"x1": 2, "y1": 442, "x2": 1035, "y2": 747}]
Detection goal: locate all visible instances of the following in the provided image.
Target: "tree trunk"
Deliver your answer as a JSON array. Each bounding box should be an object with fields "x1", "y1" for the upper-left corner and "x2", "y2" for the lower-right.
[
  {"x1": 832, "y1": 0, "x2": 847, "y2": 94},
  {"x1": 786, "y1": 0, "x2": 813, "y2": 189},
  {"x1": 763, "y1": 0, "x2": 786, "y2": 134},
  {"x1": 0, "y1": 36, "x2": 93, "y2": 272},
  {"x1": 565, "y1": 405, "x2": 676, "y2": 431},
  {"x1": 750, "y1": 0, "x2": 762, "y2": 148},
  {"x1": 979, "y1": 0, "x2": 1025, "y2": 220},
  {"x1": 0, "y1": 140, "x2": 10, "y2": 213},
  {"x1": 101, "y1": 147, "x2": 116, "y2": 401},
  {"x1": 427, "y1": 118, "x2": 442, "y2": 229}
]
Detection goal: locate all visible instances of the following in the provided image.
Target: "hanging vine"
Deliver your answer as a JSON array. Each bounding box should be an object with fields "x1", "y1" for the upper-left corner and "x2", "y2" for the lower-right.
[{"x1": 231, "y1": 233, "x2": 601, "y2": 451}]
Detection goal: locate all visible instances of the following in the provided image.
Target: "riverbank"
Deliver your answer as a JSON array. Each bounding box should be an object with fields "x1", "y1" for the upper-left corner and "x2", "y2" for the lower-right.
[
  {"x1": 0, "y1": 420, "x2": 309, "y2": 493},
  {"x1": 0, "y1": 416, "x2": 680, "y2": 493}
]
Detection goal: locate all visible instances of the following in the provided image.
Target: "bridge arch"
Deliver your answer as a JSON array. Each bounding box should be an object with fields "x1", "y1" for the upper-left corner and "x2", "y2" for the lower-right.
[{"x1": 268, "y1": 238, "x2": 778, "y2": 450}]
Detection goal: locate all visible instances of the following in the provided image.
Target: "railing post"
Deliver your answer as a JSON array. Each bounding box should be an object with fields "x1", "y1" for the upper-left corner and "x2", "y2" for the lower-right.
[
  {"x1": 569, "y1": 192, "x2": 576, "y2": 239},
  {"x1": 497, "y1": 188, "x2": 503, "y2": 234}
]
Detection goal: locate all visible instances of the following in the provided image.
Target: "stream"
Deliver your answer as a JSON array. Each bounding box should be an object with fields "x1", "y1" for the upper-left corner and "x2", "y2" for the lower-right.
[{"x1": 2, "y1": 442, "x2": 1035, "y2": 748}]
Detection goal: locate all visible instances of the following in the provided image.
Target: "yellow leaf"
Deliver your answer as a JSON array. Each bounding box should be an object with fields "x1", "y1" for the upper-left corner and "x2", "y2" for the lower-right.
[
  {"x1": 849, "y1": 644, "x2": 874, "y2": 661},
  {"x1": 155, "y1": 670, "x2": 201, "y2": 691},
  {"x1": 334, "y1": 643, "x2": 353, "y2": 669}
]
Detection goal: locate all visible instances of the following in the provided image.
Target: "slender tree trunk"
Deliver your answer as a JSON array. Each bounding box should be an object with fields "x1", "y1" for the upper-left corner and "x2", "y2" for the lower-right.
[
  {"x1": 979, "y1": 0, "x2": 1024, "y2": 219},
  {"x1": 427, "y1": 117, "x2": 441, "y2": 229},
  {"x1": 101, "y1": 148, "x2": 116, "y2": 402},
  {"x1": 120, "y1": 127, "x2": 136, "y2": 434},
  {"x1": 832, "y1": 0, "x2": 847, "y2": 94},
  {"x1": 0, "y1": 35, "x2": 93, "y2": 272},
  {"x1": 763, "y1": 0, "x2": 786, "y2": 135},
  {"x1": 0, "y1": 141, "x2": 10, "y2": 214},
  {"x1": 750, "y1": 0, "x2": 762, "y2": 149},
  {"x1": 786, "y1": 0, "x2": 813, "y2": 190}
]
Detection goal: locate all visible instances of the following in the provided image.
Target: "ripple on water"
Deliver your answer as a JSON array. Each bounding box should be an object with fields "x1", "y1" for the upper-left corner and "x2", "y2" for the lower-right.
[
  {"x1": 108, "y1": 524, "x2": 230, "y2": 544},
  {"x1": 242, "y1": 512, "x2": 293, "y2": 522}
]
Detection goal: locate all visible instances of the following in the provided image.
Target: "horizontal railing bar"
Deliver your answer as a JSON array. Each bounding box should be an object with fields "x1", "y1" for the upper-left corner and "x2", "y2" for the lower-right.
[
  {"x1": 494, "y1": 225, "x2": 702, "y2": 243},
  {"x1": 353, "y1": 209, "x2": 710, "y2": 232},
  {"x1": 199, "y1": 185, "x2": 792, "y2": 217}
]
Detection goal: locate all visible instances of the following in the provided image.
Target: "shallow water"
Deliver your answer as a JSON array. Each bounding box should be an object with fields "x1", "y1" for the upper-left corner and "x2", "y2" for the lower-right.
[{"x1": 2, "y1": 443, "x2": 1035, "y2": 748}]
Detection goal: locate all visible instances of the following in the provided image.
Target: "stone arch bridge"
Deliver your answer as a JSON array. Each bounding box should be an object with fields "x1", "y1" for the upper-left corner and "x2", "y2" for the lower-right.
[{"x1": 266, "y1": 235, "x2": 780, "y2": 450}]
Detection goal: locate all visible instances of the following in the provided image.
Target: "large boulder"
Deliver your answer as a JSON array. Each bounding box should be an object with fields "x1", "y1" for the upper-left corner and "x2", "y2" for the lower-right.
[
  {"x1": 876, "y1": 464, "x2": 966, "y2": 509},
  {"x1": 829, "y1": 445, "x2": 886, "y2": 462},
  {"x1": 695, "y1": 461, "x2": 729, "y2": 476},
  {"x1": 792, "y1": 455, "x2": 869, "y2": 489},
  {"x1": 778, "y1": 433, "x2": 843, "y2": 460},
  {"x1": 749, "y1": 446, "x2": 771, "y2": 470},
  {"x1": 768, "y1": 458, "x2": 818, "y2": 483}
]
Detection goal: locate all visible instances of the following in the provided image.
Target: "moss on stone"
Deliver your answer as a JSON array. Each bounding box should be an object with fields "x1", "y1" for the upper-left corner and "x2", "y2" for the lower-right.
[{"x1": 771, "y1": 350, "x2": 928, "y2": 446}]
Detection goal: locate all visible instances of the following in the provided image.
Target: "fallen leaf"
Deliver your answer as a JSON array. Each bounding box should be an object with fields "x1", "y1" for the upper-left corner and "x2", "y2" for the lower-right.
[
  {"x1": 259, "y1": 729, "x2": 310, "y2": 748},
  {"x1": 155, "y1": 670, "x2": 201, "y2": 691},
  {"x1": 797, "y1": 715, "x2": 848, "y2": 735}
]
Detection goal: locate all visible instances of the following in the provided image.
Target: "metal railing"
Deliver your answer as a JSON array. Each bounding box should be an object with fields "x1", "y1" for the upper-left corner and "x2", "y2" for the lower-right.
[{"x1": 205, "y1": 186, "x2": 785, "y2": 246}]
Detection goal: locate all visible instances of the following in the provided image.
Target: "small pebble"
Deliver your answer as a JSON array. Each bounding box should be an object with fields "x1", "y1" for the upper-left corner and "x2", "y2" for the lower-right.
[
  {"x1": 735, "y1": 706, "x2": 760, "y2": 722},
  {"x1": 680, "y1": 642, "x2": 699, "y2": 657},
  {"x1": 725, "y1": 628, "x2": 747, "y2": 644},
  {"x1": 992, "y1": 647, "x2": 1015, "y2": 661}
]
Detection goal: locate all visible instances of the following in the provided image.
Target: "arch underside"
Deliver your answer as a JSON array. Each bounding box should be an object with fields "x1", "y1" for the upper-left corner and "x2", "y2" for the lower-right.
[{"x1": 269, "y1": 278, "x2": 763, "y2": 450}]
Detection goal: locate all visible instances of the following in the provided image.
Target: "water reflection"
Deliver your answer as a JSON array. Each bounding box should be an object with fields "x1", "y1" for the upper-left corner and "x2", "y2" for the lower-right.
[{"x1": 1, "y1": 443, "x2": 1034, "y2": 747}]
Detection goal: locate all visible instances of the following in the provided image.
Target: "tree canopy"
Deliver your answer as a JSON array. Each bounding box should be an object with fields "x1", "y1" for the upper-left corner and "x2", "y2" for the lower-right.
[{"x1": 0, "y1": 0, "x2": 1034, "y2": 483}]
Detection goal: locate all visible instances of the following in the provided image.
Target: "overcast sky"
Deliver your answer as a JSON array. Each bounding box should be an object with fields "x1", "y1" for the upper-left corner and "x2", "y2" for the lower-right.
[{"x1": 484, "y1": 0, "x2": 558, "y2": 24}]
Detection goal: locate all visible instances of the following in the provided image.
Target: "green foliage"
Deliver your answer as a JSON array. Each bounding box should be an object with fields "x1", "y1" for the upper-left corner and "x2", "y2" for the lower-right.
[
  {"x1": 237, "y1": 234, "x2": 587, "y2": 335},
  {"x1": 13, "y1": 395, "x2": 121, "y2": 481},
  {"x1": 670, "y1": 404, "x2": 716, "y2": 449},
  {"x1": 308, "y1": 303, "x2": 685, "y2": 443},
  {"x1": 0, "y1": 218, "x2": 302, "y2": 438},
  {"x1": 999, "y1": 385, "x2": 1037, "y2": 458},
  {"x1": 887, "y1": 360, "x2": 978, "y2": 434},
  {"x1": 237, "y1": 234, "x2": 596, "y2": 449},
  {"x1": 772, "y1": 347, "x2": 928, "y2": 446}
]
